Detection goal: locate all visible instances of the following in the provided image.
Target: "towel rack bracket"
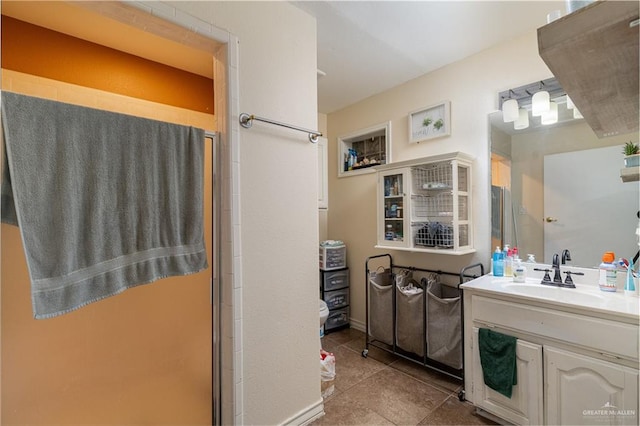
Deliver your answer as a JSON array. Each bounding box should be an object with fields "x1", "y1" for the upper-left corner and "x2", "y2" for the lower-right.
[{"x1": 239, "y1": 113, "x2": 254, "y2": 129}]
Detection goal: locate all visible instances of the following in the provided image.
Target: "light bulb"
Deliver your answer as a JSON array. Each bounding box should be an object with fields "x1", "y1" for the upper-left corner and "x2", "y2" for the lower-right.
[
  {"x1": 514, "y1": 108, "x2": 529, "y2": 130},
  {"x1": 541, "y1": 101, "x2": 558, "y2": 125},
  {"x1": 532, "y1": 90, "x2": 550, "y2": 116},
  {"x1": 502, "y1": 99, "x2": 519, "y2": 123}
]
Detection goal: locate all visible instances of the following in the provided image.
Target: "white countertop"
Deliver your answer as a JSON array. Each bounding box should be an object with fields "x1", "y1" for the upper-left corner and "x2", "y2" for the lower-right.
[{"x1": 461, "y1": 274, "x2": 639, "y2": 322}]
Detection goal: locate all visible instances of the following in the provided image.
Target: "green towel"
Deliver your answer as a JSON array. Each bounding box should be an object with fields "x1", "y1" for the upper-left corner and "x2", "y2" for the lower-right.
[{"x1": 478, "y1": 328, "x2": 517, "y2": 398}]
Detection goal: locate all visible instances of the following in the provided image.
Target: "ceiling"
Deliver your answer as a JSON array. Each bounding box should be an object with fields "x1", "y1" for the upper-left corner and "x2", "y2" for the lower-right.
[
  {"x1": 4, "y1": 1, "x2": 570, "y2": 116},
  {"x1": 291, "y1": 0, "x2": 566, "y2": 114}
]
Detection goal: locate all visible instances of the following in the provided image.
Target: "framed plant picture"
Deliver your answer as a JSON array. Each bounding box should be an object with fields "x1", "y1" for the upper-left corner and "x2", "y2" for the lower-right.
[{"x1": 408, "y1": 101, "x2": 450, "y2": 143}]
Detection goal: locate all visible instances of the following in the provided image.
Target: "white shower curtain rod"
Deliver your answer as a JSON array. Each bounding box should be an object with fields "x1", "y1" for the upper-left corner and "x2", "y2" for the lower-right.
[{"x1": 238, "y1": 112, "x2": 322, "y2": 143}]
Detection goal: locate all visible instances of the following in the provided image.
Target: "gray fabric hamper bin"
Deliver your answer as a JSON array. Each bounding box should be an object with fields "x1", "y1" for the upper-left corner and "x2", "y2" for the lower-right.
[
  {"x1": 368, "y1": 268, "x2": 393, "y2": 345},
  {"x1": 395, "y1": 279, "x2": 425, "y2": 357},
  {"x1": 426, "y1": 281, "x2": 462, "y2": 369}
]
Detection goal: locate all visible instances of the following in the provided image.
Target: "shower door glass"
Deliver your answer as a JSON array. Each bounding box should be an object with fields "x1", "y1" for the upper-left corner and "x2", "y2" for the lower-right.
[{"x1": 0, "y1": 84, "x2": 214, "y2": 425}]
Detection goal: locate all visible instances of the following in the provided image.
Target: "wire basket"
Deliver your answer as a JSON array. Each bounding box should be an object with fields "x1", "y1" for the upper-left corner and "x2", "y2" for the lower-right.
[
  {"x1": 412, "y1": 193, "x2": 454, "y2": 219},
  {"x1": 412, "y1": 162, "x2": 453, "y2": 191},
  {"x1": 414, "y1": 222, "x2": 454, "y2": 248}
]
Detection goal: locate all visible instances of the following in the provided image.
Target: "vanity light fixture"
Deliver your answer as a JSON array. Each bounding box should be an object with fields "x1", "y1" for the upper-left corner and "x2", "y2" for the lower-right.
[
  {"x1": 498, "y1": 78, "x2": 564, "y2": 130},
  {"x1": 573, "y1": 107, "x2": 583, "y2": 119},
  {"x1": 566, "y1": 95, "x2": 575, "y2": 110},
  {"x1": 502, "y1": 90, "x2": 519, "y2": 123},
  {"x1": 531, "y1": 82, "x2": 551, "y2": 117},
  {"x1": 513, "y1": 108, "x2": 529, "y2": 130},
  {"x1": 541, "y1": 100, "x2": 559, "y2": 125}
]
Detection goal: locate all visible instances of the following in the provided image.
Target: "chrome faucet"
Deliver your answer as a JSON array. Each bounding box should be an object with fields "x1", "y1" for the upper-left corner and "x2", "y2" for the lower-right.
[
  {"x1": 561, "y1": 249, "x2": 571, "y2": 265},
  {"x1": 552, "y1": 253, "x2": 563, "y2": 283}
]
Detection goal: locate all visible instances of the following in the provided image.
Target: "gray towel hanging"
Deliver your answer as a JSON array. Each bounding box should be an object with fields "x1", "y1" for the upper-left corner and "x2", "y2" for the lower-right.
[{"x1": 1, "y1": 92, "x2": 208, "y2": 319}]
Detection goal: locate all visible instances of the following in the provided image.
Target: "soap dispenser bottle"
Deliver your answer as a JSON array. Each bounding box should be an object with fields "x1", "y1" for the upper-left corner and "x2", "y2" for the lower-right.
[
  {"x1": 503, "y1": 245, "x2": 513, "y2": 277},
  {"x1": 513, "y1": 257, "x2": 526, "y2": 283},
  {"x1": 492, "y1": 246, "x2": 504, "y2": 277}
]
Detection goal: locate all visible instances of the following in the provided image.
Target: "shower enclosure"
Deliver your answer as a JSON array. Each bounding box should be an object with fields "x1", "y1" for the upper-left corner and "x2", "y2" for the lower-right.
[
  {"x1": 1, "y1": 3, "x2": 226, "y2": 422},
  {"x1": 1, "y1": 116, "x2": 219, "y2": 426}
]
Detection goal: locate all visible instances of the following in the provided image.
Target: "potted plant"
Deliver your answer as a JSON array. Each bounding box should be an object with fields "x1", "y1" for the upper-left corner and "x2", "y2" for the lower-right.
[{"x1": 623, "y1": 141, "x2": 640, "y2": 168}]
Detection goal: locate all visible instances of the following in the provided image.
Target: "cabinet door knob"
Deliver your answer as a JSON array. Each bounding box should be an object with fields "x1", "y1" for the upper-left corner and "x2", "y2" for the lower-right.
[{"x1": 545, "y1": 216, "x2": 558, "y2": 223}]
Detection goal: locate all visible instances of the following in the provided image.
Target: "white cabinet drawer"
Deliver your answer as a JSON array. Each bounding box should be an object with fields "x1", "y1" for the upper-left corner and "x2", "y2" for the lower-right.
[{"x1": 471, "y1": 295, "x2": 639, "y2": 360}]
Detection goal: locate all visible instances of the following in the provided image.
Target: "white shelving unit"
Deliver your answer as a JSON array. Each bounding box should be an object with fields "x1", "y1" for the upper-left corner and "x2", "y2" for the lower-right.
[{"x1": 375, "y1": 152, "x2": 475, "y2": 255}]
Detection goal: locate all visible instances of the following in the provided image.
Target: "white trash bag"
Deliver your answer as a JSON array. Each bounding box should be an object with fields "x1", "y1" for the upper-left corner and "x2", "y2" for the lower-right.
[{"x1": 320, "y1": 349, "x2": 335, "y2": 398}]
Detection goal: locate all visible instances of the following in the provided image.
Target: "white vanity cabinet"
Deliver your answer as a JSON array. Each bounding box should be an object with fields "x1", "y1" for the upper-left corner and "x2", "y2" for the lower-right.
[
  {"x1": 545, "y1": 346, "x2": 639, "y2": 426},
  {"x1": 471, "y1": 328, "x2": 543, "y2": 425},
  {"x1": 462, "y1": 276, "x2": 639, "y2": 426},
  {"x1": 375, "y1": 152, "x2": 474, "y2": 254}
]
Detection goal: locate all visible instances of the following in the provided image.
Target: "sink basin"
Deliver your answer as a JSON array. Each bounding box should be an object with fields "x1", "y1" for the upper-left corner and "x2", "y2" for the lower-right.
[{"x1": 501, "y1": 282, "x2": 605, "y2": 305}]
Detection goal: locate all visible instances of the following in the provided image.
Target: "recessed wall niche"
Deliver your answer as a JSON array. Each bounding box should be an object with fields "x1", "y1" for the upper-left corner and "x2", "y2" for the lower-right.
[{"x1": 338, "y1": 121, "x2": 391, "y2": 178}]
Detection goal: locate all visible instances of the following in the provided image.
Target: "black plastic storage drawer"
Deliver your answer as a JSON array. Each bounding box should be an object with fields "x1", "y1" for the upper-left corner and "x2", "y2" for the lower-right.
[
  {"x1": 320, "y1": 267, "x2": 349, "y2": 292},
  {"x1": 323, "y1": 287, "x2": 349, "y2": 310},
  {"x1": 325, "y1": 306, "x2": 349, "y2": 331}
]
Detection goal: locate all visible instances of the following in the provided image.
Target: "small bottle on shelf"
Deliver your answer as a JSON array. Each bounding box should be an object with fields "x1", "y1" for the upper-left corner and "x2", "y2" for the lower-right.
[{"x1": 385, "y1": 224, "x2": 395, "y2": 241}]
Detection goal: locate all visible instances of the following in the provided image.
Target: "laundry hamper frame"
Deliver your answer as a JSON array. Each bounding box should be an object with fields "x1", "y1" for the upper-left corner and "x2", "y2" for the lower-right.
[{"x1": 363, "y1": 253, "x2": 484, "y2": 402}]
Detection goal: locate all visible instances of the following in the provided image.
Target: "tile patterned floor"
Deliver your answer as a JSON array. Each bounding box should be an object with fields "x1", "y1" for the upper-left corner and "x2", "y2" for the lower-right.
[{"x1": 312, "y1": 328, "x2": 498, "y2": 426}]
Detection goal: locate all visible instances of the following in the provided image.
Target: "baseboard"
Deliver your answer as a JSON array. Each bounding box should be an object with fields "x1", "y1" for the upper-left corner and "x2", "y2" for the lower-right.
[
  {"x1": 475, "y1": 407, "x2": 511, "y2": 425},
  {"x1": 349, "y1": 317, "x2": 365, "y2": 333},
  {"x1": 281, "y1": 398, "x2": 325, "y2": 426}
]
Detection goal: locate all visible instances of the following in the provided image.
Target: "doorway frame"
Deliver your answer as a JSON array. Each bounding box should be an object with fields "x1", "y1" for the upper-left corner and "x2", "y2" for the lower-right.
[{"x1": 0, "y1": 2, "x2": 242, "y2": 424}]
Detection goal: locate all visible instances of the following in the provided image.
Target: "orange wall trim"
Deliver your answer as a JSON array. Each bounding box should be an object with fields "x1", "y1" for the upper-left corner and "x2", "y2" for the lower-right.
[{"x1": 1, "y1": 16, "x2": 214, "y2": 114}]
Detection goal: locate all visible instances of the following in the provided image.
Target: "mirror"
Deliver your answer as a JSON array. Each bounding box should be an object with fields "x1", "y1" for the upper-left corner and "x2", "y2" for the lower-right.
[{"x1": 490, "y1": 102, "x2": 640, "y2": 269}]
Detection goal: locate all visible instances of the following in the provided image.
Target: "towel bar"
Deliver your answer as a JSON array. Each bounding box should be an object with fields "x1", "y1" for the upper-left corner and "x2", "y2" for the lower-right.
[{"x1": 239, "y1": 112, "x2": 322, "y2": 143}]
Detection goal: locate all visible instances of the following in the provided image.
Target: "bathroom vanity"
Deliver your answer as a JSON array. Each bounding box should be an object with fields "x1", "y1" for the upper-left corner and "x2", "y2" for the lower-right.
[{"x1": 461, "y1": 271, "x2": 639, "y2": 426}]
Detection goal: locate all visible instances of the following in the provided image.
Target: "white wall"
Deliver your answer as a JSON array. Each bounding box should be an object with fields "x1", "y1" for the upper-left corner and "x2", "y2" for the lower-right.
[
  {"x1": 511, "y1": 122, "x2": 637, "y2": 263},
  {"x1": 318, "y1": 113, "x2": 328, "y2": 241},
  {"x1": 326, "y1": 31, "x2": 554, "y2": 329},
  {"x1": 168, "y1": 2, "x2": 321, "y2": 424}
]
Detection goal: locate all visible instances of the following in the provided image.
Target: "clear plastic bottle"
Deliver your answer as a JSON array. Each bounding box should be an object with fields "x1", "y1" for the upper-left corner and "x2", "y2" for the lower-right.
[
  {"x1": 598, "y1": 251, "x2": 617, "y2": 292},
  {"x1": 385, "y1": 224, "x2": 395, "y2": 241},
  {"x1": 492, "y1": 246, "x2": 504, "y2": 277},
  {"x1": 625, "y1": 260, "x2": 636, "y2": 296},
  {"x1": 513, "y1": 257, "x2": 526, "y2": 283},
  {"x1": 504, "y1": 245, "x2": 513, "y2": 277}
]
